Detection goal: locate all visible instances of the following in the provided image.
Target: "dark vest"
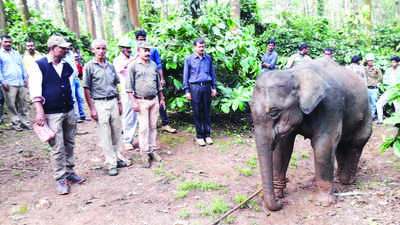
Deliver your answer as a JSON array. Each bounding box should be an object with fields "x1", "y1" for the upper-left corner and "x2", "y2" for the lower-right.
[{"x1": 36, "y1": 57, "x2": 74, "y2": 114}]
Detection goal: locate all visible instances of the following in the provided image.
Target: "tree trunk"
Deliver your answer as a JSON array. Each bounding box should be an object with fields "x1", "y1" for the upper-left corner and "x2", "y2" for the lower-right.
[
  {"x1": 85, "y1": 0, "x2": 96, "y2": 39},
  {"x1": 20, "y1": 0, "x2": 30, "y2": 26},
  {"x1": 230, "y1": 0, "x2": 240, "y2": 27},
  {"x1": 161, "y1": 0, "x2": 168, "y2": 19},
  {"x1": 365, "y1": 0, "x2": 372, "y2": 36},
  {"x1": 34, "y1": 0, "x2": 40, "y2": 11},
  {"x1": 94, "y1": 0, "x2": 105, "y2": 39},
  {"x1": 127, "y1": 0, "x2": 140, "y2": 28},
  {"x1": 0, "y1": 0, "x2": 6, "y2": 32},
  {"x1": 64, "y1": 0, "x2": 80, "y2": 39},
  {"x1": 317, "y1": 0, "x2": 324, "y2": 17},
  {"x1": 119, "y1": 0, "x2": 133, "y2": 33},
  {"x1": 58, "y1": 0, "x2": 67, "y2": 26},
  {"x1": 189, "y1": 0, "x2": 201, "y2": 19},
  {"x1": 395, "y1": 1, "x2": 400, "y2": 18}
]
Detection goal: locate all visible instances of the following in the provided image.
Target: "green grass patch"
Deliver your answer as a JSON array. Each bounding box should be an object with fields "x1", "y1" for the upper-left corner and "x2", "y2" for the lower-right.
[
  {"x1": 174, "y1": 190, "x2": 188, "y2": 199},
  {"x1": 178, "y1": 180, "x2": 220, "y2": 191},
  {"x1": 237, "y1": 166, "x2": 253, "y2": 177},
  {"x1": 246, "y1": 156, "x2": 258, "y2": 169},
  {"x1": 216, "y1": 140, "x2": 230, "y2": 152},
  {"x1": 153, "y1": 166, "x2": 175, "y2": 181},
  {"x1": 301, "y1": 152, "x2": 309, "y2": 158},
  {"x1": 178, "y1": 209, "x2": 190, "y2": 219},
  {"x1": 289, "y1": 154, "x2": 298, "y2": 167},
  {"x1": 199, "y1": 196, "x2": 230, "y2": 219},
  {"x1": 233, "y1": 194, "x2": 260, "y2": 211}
]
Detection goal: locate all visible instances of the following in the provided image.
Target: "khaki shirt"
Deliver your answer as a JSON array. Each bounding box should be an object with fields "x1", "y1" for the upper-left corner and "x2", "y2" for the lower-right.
[
  {"x1": 286, "y1": 53, "x2": 312, "y2": 69},
  {"x1": 365, "y1": 66, "x2": 382, "y2": 87},
  {"x1": 126, "y1": 59, "x2": 162, "y2": 97},
  {"x1": 83, "y1": 59, "x2": 120, "y2": 99}
]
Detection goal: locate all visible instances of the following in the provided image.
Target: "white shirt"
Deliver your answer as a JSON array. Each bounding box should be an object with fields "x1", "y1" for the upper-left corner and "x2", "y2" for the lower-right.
[
  {"x1": 113, "y1": 53, "x2": 134, "y2": 93},
  {"x1": 28, "y1": 54, "x2": 71, "y2": 104}
]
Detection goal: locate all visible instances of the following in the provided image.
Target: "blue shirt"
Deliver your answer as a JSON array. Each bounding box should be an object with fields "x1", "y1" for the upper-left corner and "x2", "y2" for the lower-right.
[
  {"x1": 0, "y1": 48, "x2": 26, "y2": 86},
  {"x1": 183, "y1": 53, "x2": 216, "y2": 93},
  {"x1": 150, "y1": 48, "x2": 162, "y2": 71},
  {"x1": 261, "y1": 50, "x2": 278, "y2": 71}
]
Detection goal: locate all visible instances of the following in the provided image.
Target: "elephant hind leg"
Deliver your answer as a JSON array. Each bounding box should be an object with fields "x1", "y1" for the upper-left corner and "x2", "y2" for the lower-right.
[{"x1": 336, "y1": 145, "x2": 363, "y2": 185}]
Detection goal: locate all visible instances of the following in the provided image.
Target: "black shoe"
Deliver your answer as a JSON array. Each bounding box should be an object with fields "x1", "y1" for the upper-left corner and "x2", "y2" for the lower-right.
[
  {"x1": 108, "y1": 167, "x2": 118, "y2": 176},
  {"x1": 66, "y1": 173, "x2": 86, "y2": 184},
  {"x1": 117, "y1": 161, "x2": 127, "y2": 168},
  {"x1": 56, "y1": 178, "x2": 70, "y2": 195}
]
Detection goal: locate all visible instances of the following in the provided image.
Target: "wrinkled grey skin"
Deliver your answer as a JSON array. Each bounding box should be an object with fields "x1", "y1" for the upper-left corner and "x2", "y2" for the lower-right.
[{"x1": 251, "y1": 58, "x2": 371, "y2": 211}]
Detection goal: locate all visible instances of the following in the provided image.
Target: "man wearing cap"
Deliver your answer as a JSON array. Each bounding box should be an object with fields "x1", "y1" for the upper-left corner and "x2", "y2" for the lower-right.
[
  {"x1": 286, "y1": 44, "x2": 312, "y2": 69},
  {"x1": 0, "y1": 35, "x2": 30, "y2": 131},
  {"x1": 126, "y1": 41, "x2": 165, "y2": 168},
  {"x1": 376, "y1": 56, "x2": 400, "y2": 125},
  {"x1": 28, "y1": 35, "x2": 86, "y2": 195},
  {"x1": 365, "y1": 53, "x2": 382, "y2": 120},
  {"x1": 135, "y1": 30, "x2": 176, "y2": 134},
  {"x1": 261, "y1": 40, "x2": 278, "y2": 72},
  {"x1": 83, "y1": 39, "x2": 129, "y2": 176},
  {"x1": 347, "y1": 55, "x2": 367, "y2": 84},
  {"x1": 113, "y1": 37, "x2": 139, "y2": 151},
  {"x1": 183, "y1": 38, "x2": 217, "y2": 147},
  {"x1": 323, "y1": 48, "x2": 334, "y2": 60}
]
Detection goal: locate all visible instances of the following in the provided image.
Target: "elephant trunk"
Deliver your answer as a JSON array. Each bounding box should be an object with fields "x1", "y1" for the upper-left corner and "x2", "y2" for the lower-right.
[{"x1": 255, "y1": 125, "x2": 282, "y2": 211}]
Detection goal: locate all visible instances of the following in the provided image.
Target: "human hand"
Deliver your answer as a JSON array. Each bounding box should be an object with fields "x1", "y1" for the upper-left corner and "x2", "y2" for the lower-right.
[
  {"x1": 160, "y1": 99, "x2": 166, "y2": 109},
  {"x1": 132, "y1": 100, "x2": 140, "y2": 112},
  {"x1": 185, "y1": 93, "x2": 192, "y2": 100},
  {"x1": 2, "y1": 83, "x2": 10, "y2": 91},
  {"x1": 35, "y1": 111, "x2": 46, "y2": 126},
  {"x1": 161, "y1": 79, "x2": 166, "y2": 88},
  {"x1": 211, "y1": 89, "x2": 217, "y2": 97},
  {"x1": 90, "y1": 109, "x2": 98, "y2": 121},
  {"x1": 24, "y1": 80, "x2": 28, "y2": 88}
]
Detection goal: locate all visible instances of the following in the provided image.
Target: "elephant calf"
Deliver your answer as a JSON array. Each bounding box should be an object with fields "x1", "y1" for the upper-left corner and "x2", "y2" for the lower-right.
[{"x1": 251, "y1": 58, "x2": 371, "y2": 211}]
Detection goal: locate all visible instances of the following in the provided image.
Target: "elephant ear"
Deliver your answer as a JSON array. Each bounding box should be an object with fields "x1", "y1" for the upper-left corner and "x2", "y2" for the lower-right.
[{"x1": 295, "y1": 69, "x2": 330, "y2": 114}]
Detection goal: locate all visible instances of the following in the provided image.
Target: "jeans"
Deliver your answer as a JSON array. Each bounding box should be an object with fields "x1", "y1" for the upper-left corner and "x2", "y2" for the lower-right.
[
  {"x1": 190, "y1": 83, "x2": 212, "y2": 139},
  {"x1": 368, "y1": 88, "x2": 378, "y2": 118},
  {"x1": 71, "y1": 78, "x2": 86, "y2": 119}
]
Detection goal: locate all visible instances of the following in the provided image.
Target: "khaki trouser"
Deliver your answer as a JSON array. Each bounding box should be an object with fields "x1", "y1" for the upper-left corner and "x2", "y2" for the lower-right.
[
  {"x1": 137, "y1": 96, "x2": 159, "y2": 154},
  {"x1": 46, "y1": 109, "x2": 76, "y2": 180},
  {"x1": 2, "y1": 86, "x2": 29, "y2": 125},
  {"x1": 94, "y1": 98, "x2": 124, "y2": 169}
]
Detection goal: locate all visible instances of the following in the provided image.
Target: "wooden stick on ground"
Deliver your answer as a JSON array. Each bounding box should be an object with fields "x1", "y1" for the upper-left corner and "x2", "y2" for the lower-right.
[{"x1": 210, "y1": 187, "x2": 263, "y2": 225}]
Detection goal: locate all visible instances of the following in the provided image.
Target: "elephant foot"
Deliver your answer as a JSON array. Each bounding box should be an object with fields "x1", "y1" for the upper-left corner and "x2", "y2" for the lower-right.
[
  {"x1": 313, "y1": 191, "x2": 336, "y2": 207},
  {"x1": 338, "y1": 174, "x2": 356, "y2": 185},
  {"x1": 262, "y1": 198, "x2": 282, "y2": 212},
  {"x1": 273, "y1": 179, "x2": 287, "y2": 198}
]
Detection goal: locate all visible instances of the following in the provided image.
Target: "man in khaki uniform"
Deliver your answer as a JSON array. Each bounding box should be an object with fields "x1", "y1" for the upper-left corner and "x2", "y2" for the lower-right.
[
  {"x1": 365, "y1": 53, "x2": 382, "y2": 120},
  {"x1": 126, "y1": 41, "x2": 165, "y2": 168},
  {"x1": 286, "y1": 44, "x2": 312, "y2": 69},
  {"x1": 83, "y1": 39, "x2": 129, "y2": 176}
]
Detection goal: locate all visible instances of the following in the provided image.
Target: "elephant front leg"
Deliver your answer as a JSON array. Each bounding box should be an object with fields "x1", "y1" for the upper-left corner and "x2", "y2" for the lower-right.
[
  {"x1": 272, "y1": 134, "x2": 296, "y2": 198},
  {"x1": 311, "y1": 134, "x2": 340, "y2": 207}
]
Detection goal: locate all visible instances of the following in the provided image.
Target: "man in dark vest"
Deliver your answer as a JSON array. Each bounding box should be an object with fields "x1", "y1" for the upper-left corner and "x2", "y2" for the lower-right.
[{"x1": 28, "y1": 35, "x2": 86, "y2": 195}]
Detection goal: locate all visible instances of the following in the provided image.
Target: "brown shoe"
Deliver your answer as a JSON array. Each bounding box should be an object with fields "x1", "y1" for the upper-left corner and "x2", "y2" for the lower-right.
[
  {"x1": 151, "y1": 151, "x2": 162, "y2": 162},
  {"x1": 161, "y1": 125, "x2": 177, "y2": 133},
  {"x1": 141, "y1": 154, "x2": 151, "y2": 168}
]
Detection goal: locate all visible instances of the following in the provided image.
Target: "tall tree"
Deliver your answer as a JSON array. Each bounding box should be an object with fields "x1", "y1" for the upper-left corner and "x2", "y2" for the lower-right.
[
  {"x1": 230, "y1": 0, "x2": 240, "y2": 26},
  {"x1": 34, "y1": 0, "x2": 40, "y2": 11},
  {"x1": 58, "y1": 0, "x2": 67, "y2": 25},
  {"x1": 64, "y1": 0, "x2": 80, "y2": 39},
  {"x1": 395, "y1": 0, "x2": 399, "y2": 18},
  {"x1": 161, "y1": 0, "x2": 168, "y2": 19},
  {"x1": 119, "y1": 0, "x2": 133, "y2": 33},
  {"x1": 365, "y1": 0, "x2": 372, "y2": 34},
  {"x1": 94, "y1": 0, "x2": 106, "y2": 39},
  {"x1": 85, "y1": 0, "x2": 96, "y2": 38},
  {"x1": 127, "y1": 0, "x2": 140, "y2": 28},
  {"x1": 20, "y1": 0, "x2": 30, "y2": 26},
  {"x1": 317, "y1": 0, "x2": 324, "y2": 17},
  {"x1": 0, "y1": 0, "x2": 5, "y2": 32}
]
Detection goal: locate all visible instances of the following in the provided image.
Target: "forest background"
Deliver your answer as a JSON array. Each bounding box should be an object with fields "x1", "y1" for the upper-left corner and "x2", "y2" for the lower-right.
[{"x1": 0, "y1": 0, "x2": 399, "y2": 114}]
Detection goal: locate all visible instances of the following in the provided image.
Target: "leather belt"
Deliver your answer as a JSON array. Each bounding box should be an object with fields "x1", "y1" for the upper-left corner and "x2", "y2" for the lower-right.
[
  {"x1": 190, "y1": 81, "x2": 210, "y2": 86},
  {"x1": 368, "y1": 86, "x2": 377, "y2": 89},
  {"x1": 93, "y1": 95, "x2": 116, "y2": 101},
  {"x1": 135, "y1": 95, "x2": 156, "y2": 100}
]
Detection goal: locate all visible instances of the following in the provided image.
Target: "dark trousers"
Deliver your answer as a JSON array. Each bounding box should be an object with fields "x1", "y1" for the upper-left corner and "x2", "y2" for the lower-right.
[
  {"x1": 157, "y1": 92, "x2": 169, "y2": 126},
  {"x1": 0, "y1": 89, "x2": 4, "y2": 123},
  {"x1": 190, "y1": 83, "x2": 211, "y2": 139}
]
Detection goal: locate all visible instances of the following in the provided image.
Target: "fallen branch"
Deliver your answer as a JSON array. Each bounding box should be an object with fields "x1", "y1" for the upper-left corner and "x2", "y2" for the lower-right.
[
  {"x1": 210, "y1": 187, "x2": 263, "y2": 225},
  {"x1": 334, "y1": 191, "x2": 367, "y2": 197},
  {"x1": 11, "y1": 166, "x2": 39, "y2": 171}
]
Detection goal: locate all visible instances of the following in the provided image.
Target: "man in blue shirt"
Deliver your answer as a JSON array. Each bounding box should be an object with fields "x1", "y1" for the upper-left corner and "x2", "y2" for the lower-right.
[
  {"x1": 135, "y1": 30, "x2": 176, "y2": 134},
  {"x1": 261, "y1": 40, "x2": 278, "y2": 72},
  {"x1": 183, "y1": 38, "x2": 217, "y2": 146},
  {"x1": 0, "y1": 35, "x2": 29, "y2": 131}
]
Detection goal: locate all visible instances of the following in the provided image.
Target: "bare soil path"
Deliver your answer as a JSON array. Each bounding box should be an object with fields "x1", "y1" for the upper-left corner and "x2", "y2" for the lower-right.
[{"x1": 0, "y1": 112, "x2": 399, "y2": 225}]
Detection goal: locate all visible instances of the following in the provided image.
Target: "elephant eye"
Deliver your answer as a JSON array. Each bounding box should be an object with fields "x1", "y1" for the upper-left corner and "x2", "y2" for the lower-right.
[{"x1": 268, "y1": 108, "x2": 281, "y2": 119}]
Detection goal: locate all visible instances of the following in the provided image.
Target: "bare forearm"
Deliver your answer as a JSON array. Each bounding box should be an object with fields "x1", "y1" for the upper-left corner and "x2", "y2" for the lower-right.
[{"x1": 84, "y1": 88, "x2": 95, "y2": 112}]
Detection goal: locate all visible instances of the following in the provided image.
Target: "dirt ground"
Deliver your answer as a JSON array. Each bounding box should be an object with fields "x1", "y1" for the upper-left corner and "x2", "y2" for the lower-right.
[{"x1": 0, "y1": 110, "x2": 399, "y2": 225}]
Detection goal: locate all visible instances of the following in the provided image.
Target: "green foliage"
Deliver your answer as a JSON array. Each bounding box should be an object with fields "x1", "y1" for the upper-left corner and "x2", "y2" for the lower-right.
[
  {"x1": 3, "y1": 1, "x2": 91, "y2": 60},
  {"x1": 174, "y1": 190, "x2": 188, "y2": 199},
  {"x1": 199, "y1": 196, "x2": 230, "y2": 218},
  {"x1": 381, "y1": 85, "x2": 400, "y2": 158},
  {"x1": 178, "y1": 180, "x2": 220, "y2": 191},
  {"x1": 237, "y1": 166, "x2": 253, "y2": 177}
]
